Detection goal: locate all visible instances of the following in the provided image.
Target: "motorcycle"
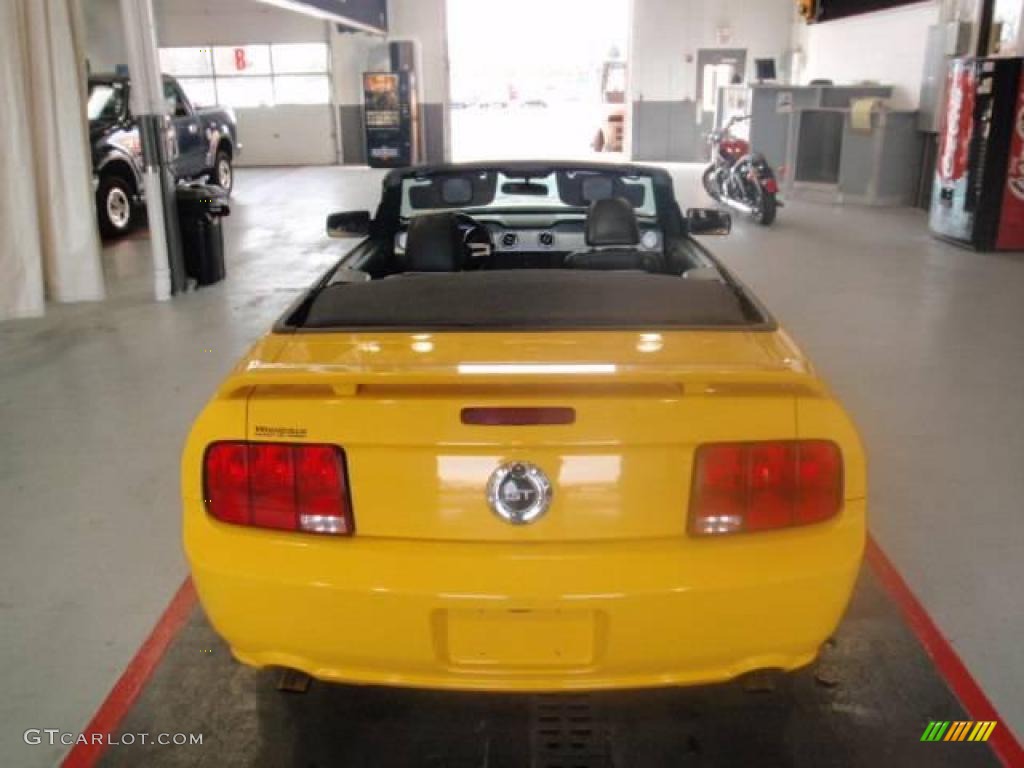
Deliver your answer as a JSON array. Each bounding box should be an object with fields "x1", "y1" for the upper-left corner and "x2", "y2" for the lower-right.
[{"x1": 702, "y1": 115, "x2": 780, "y2": 226}]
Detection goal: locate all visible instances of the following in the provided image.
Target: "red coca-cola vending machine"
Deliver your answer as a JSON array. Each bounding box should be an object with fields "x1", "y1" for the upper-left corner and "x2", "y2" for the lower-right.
[{"x1": 929, "y1": 57, "x2": 1024, "y2": 251}]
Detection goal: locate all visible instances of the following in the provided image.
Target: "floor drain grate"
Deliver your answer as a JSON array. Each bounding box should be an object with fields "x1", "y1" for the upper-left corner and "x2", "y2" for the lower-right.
[{"x1": 529, "y1": 694, "x2": 613, "y2": 768}]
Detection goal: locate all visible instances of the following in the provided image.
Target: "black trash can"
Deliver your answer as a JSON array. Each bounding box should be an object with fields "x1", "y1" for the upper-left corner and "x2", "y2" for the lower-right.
[{"x1": 176, "y1": 184, "x2": 230, "y2": 287}]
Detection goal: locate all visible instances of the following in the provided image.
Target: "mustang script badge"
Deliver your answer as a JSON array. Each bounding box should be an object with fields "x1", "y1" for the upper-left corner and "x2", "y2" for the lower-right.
[{"x1": 486, "y1": 462, "x2": 553, "y2": 525}]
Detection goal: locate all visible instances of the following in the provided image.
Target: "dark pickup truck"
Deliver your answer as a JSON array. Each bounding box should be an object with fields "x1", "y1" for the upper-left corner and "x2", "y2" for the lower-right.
[{"x1": 88, "y1": 74, "x2": 240, "y2": 236}]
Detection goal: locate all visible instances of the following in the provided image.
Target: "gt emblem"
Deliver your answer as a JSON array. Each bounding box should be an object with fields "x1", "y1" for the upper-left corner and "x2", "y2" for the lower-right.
[{"x1": 486, "y1": 462, "x2": 553, "y2": 525}]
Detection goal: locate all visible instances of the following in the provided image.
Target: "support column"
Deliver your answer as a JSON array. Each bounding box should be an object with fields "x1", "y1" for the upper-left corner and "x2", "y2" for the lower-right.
[{"x1": 118, "y1": 0, "x2": 184, "y2": 299}]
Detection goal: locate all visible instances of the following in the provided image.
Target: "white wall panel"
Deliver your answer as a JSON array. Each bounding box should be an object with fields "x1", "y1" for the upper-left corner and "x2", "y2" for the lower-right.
[
  {"x1": 233, "y1": 105, "x2": 337, "y2": 165},
  {"x1": 800, "y1": 1, "x2": 942, "y2": 109},
  {"x1": 387, "y1": 0, "x2": 448, "y2": 104},
  {"x1": 82, "y1": 0, "x2": 128, "y2": 72},
  {"x1": 630, "y1": 0, "x2": 796, "y2": 102},
  {"x1": 330, "y1": 26, "x2": 387, "y2": 106}
]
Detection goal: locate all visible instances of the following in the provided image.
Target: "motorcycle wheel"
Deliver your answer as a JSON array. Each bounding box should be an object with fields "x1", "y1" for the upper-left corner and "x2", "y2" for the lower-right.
[
  {"x1": 753, "y1": 186, "x2": 777, "y2": 226},
  {"x1": 702, "y1": 166, "x2": 722, "y2": 202}
]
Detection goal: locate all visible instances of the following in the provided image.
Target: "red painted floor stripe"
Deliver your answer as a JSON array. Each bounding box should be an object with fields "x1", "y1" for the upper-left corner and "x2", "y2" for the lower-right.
[
  {"x1": 62, "y1": 578, "x2": 197, "y2": 768},
  {"x1": 866, "y1": 536, "x2": 1024, "y2": 768}
]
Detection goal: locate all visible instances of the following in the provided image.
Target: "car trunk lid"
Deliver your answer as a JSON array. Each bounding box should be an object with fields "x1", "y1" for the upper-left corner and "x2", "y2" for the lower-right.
[{"x1": 230, "y1": 331, "x2": 817, "y2": 542}]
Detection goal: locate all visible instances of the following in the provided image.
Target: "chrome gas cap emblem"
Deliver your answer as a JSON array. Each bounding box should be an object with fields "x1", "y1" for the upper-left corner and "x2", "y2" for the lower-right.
[{"x1": 487, "y1": 462, "x2": 553, "y2": 525}]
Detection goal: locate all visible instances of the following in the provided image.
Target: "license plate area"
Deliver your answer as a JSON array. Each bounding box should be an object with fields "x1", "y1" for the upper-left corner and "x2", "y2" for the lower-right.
[{"x1": 444, "y1": 609, "x2": 597, "y2": 669}]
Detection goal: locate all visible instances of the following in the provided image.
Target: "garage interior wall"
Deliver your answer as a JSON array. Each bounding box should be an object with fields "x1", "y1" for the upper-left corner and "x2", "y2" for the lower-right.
[
  {"x1": 387, "y1": 0, "x2": 450, "y2": 164},
  {"x1": 794, "y1": 1, "x2": 943, "y2": 109},
  {"x1": 1, "y1": 0, "x2": 104, "y2": 320},
  {"x1": 82, "y1": 0, "x2": 128, "y2": 73},
  {"x1": 331, "y1": 25, "x2": 388, "y2": 165},
  {"x1": 629, "y1": 0, "x2": 796, "y2": 161}
]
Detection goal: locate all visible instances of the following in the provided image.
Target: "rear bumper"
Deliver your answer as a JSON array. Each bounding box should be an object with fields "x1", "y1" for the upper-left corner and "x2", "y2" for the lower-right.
[{"x1": 185, "y1": 500, "x2": 864, "y2": 692}]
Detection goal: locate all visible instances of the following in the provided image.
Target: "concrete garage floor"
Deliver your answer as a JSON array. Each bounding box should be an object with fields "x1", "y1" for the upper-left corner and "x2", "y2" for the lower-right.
[
  {"x1": 0, "y1": 167, "x2": 386, "y2": 767},
  {"x1": 700, "y1": 169, "x2": 1024, "y2": 739},
  {"x1": 0, "y1": 165, "x2": 1020, "y2": 766}
]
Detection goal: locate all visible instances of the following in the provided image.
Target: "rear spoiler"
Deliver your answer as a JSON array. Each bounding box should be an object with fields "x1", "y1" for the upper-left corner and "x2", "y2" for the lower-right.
[{"x1": 217, "y1": 361, "x2": 827, "y2": 398}]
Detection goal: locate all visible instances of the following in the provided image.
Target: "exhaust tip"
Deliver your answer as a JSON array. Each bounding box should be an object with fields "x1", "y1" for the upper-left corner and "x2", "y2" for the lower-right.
[{"x1": 737, "y1": 668, "x2": 789, "y2": 694}]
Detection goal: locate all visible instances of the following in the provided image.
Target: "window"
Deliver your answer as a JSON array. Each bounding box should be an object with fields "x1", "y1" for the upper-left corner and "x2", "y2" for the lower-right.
[
  {"x1": 273, "y1": 75, "x2": 329, "y2": 105},
  {"x1": 271, "y1": 43, "x2": 330, "y2": 104},
  {"x1": 159, "y1": 43, "x2": 331, "y2": 108},
  {"x1": 216, "y1": 77, "x2": 274, "y2": 108},
  {"x1": 163, "y1": 81, "x2": 190, "y2": 117},
  {"x1": 269, "y1": 43, "x2": 328, "y2": 74},
  {"x1": 177, "y1": 79, "x2": 217, "y2": 108},
  {"x1": 604, "y1": 65, "x2": 626, "y2": 95},
  {"x1": 400, "y1": 172, "x2": 657, "y2": 219},
  {"x1": 159, "y1": 47, "x2": 213, "y2": 77},
  {"x1": 87, "y1": 82, "x2": 127, "y2": 121},
  {"x1": 701, "y1": 63, "x2": 738, "y2": 114}
]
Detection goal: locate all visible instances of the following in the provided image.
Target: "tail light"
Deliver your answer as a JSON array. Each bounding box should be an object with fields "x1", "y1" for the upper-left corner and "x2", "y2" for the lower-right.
[
  {"x1": 763, "y1": 178, "x2": 779, "y2": 194},
  {"x1": 204, "y1": 442, "x2": 353, "y2": 535},
  {"x1": 689, "y1": 440, "x2": 842, "y2": 536}
]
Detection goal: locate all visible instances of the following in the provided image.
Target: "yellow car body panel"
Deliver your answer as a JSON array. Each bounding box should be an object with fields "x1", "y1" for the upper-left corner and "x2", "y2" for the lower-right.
[{"x1": 183, "y1": 330, "x2": 866, "y2": 691}]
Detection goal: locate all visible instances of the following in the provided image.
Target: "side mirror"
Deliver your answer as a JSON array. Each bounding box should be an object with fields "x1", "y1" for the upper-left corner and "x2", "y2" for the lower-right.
[
  {"x1": 686, "y1": 208, "x2": 732, "y2": 236},
  {"x1": 326, "y1": 210, "x2": 372, "y2": 238}
]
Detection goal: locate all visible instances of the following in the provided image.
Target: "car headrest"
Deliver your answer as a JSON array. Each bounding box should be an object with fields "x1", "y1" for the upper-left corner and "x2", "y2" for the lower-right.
[
  {"x1": 585, "y1": 197, "x2": 640, "y2": 247},
  {"x1": 403, "y1": 213, "x2": 463, "y2": 272}
]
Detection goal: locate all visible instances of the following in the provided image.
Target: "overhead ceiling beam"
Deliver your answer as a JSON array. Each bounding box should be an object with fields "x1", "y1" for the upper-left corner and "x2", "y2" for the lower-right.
[{"x1": 254, "y1": 0, "x2": 387, "y2": 35}]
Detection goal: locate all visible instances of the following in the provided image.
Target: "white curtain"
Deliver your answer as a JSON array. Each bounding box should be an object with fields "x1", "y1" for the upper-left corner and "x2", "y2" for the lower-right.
[{"x1": 0, "y1": 0, "x2": 104, "y2": 321}]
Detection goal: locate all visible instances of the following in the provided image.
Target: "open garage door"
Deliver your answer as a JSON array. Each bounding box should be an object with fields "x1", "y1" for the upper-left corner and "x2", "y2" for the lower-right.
[{"x1": 447, "y1": 0, "x2": 630, "y2": 162}]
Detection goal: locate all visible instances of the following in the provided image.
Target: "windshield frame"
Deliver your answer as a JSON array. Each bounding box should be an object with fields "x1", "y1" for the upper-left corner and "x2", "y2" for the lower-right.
[
  {"x1": 376, "y1": 162, "x2": 687, "y2": 240},
  {"x1": 400, "y1": 170, "x2": 660, "y2": 221}
]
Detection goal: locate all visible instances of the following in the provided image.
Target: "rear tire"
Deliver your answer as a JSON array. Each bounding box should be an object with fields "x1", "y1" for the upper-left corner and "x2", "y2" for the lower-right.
[
  {"x1": 701, "y1": 165, "x2": 722, "y2": 202},
  {"x1": 96, "y1": 174, "x2": 135, "y2": 238},
  {"x1": 754, "y1": 188, "x2": 777, "y2": 226},
  {"x1": 210, "y1": 150, "x2": 233, "y2": 196}
]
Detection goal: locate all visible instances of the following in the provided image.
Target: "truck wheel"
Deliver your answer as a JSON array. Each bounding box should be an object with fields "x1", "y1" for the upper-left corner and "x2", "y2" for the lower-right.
[
  {"x1": 211, "y1": 150, "x2": 233, "y2": 196},
  {"x1": 96, "y1": 175, "x2": 135, "y2": 238}
]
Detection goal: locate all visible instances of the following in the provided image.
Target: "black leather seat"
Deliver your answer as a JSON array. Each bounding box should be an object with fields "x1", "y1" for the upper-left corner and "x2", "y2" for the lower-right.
[
  {"x1": 565, "y1": 197, "x2": 662, "y2": 272},
  {"x1": 400, "y1": 213, "x2": 463, "y2": 272}
]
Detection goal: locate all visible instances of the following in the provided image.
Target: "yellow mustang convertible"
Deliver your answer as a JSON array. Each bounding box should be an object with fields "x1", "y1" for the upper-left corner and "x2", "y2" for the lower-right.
[{"x1": 183, "y1": 162, "x2": 865, "y2": 692}]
